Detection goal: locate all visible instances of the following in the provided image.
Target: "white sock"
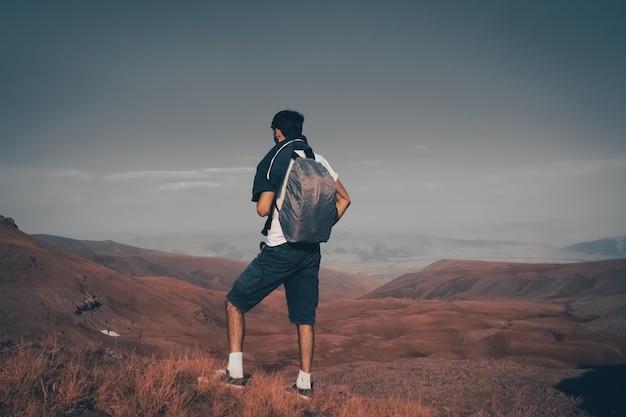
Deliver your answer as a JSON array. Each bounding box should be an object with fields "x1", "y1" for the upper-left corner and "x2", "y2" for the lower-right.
[
  {"x1": 296, "y1": 369, "x2": 311, "y2": 389},
  {"x1": 227, "y1": 352, "x2": 243, "y2": 379}
]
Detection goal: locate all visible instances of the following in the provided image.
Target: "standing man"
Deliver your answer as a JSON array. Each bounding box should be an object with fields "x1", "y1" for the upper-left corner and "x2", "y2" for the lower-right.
[{"x1": 221, "y1": 110, "x2": 350, "y2": 398}]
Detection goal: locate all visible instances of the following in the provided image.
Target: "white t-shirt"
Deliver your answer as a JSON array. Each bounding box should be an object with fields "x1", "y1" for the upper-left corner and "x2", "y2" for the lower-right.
[{"x1": 266, "y1": 150, "x2": 338, "y2": 247}]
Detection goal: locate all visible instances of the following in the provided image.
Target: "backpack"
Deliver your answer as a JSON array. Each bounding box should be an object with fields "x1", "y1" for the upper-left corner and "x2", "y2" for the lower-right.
[{"x1": 272, "y1": 140, "x2": 337, "y2": 243}]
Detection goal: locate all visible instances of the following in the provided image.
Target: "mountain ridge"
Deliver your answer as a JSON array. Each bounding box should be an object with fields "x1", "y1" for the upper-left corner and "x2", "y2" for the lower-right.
[
  {"x1": 363, "y1": 257, "x2": 626, "y2": 335},
  {"x1": 563, "y1": 235, "x2": 626, "y2": 259},
  {"x1": 34, "y1": 233, "x2": 379, "y2": 301},
  {"x1": 3, "y1": 218, "x2": 626, "y2": 371}
]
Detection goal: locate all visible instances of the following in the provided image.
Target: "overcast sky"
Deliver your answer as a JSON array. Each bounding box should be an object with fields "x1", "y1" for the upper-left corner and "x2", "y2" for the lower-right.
[{"x1": 1, "y1": 1, "x2": 625, "y2": 245}]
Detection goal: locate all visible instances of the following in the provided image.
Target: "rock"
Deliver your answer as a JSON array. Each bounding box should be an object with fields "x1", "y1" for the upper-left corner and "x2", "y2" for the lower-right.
[{"x1": 0, "y1": 215, "x2": 18, "y2": 229}]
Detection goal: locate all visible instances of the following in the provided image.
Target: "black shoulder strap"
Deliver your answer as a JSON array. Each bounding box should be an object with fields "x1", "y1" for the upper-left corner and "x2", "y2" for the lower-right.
[
  {"x1": 266, "y1": 138, "x2": 304, "y2": 180},
  {"x1": 291, "y1": 146, "x2": 315, "y2": 160}
]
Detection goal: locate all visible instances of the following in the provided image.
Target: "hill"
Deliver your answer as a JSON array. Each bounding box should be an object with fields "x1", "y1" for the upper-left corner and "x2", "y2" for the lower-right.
[
  {"x1": 562, "y1": 235, "x2": 626, "y2": 259},
  {"x1": 4, "y1": 216, "x2": 626, "y2": 415},
  {"x1": 362, "y1": 258, "x2": 626, "y2": 334},
  {"x1": 33, "y1": 234, "x2": 248, "y2": 292},
  {"x1": 34, "y1": 234, "x2": 378, "y2": 301},
  {"x1": 1, "y1": 223, "x2": 379, "y2": 369},
  {"x1": 4, "y1": 219, "x2": 626, "y2": 371},
  {"x1": 0, "y1": 221, "x2": 280, "y2": 356}
]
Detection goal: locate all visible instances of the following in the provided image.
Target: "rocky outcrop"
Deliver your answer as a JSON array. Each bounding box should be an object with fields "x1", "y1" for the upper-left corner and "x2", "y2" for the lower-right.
[{"x1": 0, "y1": 215, "x2": 18, "y2": 229}]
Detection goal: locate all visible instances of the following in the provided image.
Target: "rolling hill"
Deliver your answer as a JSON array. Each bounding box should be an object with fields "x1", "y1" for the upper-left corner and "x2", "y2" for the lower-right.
[
  {"x1": 3, "y1": 217, "x2": 626, "y2": 371},
  {"x1": 5, "y1": 215, "x2": 626, "y2": 416},
  {"x1": 0, "y1": 220, "x2": 269, "y2": 356},
  {"x1": 1, "y1": 220, "x2": 379, "y2": 368},
  {"x1": 34, "y1": 234, "x2": 379, "y2": 301},
  {"x1": 562, "y1": 235, "x2": 626, "y2": 259},
  {"x1": 362, "y1": 258, "x2": 626, "y2": 334}
]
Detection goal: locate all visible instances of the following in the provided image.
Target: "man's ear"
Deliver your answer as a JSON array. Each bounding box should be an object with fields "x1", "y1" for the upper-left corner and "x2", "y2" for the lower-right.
[{"x1": 274, "y1": 128, "x2": 285, "y2": 142}]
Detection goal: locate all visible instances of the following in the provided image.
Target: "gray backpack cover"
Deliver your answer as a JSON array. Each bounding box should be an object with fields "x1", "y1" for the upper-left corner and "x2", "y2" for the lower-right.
[{"x1": 276, "y1": 152, "x2": 337, "y2": 243}]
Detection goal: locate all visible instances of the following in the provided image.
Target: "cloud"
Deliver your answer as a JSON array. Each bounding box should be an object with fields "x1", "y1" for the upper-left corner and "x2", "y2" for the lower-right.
[
  {"x1": 415, "y1": 144, "x2": 429, "y2": 152},
  {"x1": 101, "y1": 166, "x2": 254, "y2": 193},
  {"x1": 157, "y1": 181, "x2": 223, "y2": 191},
  {"x1": 105, "y1": 167, "x2": 254, "y2": 181},
  {"x1": 0, "y1": 166, "x2": 93, "y2": 182}
]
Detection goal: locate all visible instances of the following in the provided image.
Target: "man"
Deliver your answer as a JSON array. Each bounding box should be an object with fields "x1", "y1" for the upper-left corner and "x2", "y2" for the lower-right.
[{"x1": 221, "y1": 110, "x2": 350, "y2": 398}]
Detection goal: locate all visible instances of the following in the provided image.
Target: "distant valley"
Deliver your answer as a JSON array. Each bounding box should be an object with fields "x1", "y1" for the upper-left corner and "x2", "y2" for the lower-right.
[{"x1": 82, "y1": 229, "x2": 626, "y2": 279}]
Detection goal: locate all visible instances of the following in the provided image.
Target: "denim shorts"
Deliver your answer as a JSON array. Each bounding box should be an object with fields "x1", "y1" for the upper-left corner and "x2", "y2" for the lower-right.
[{"x1": 226, "y1": 242, "x2": 321, "y2": 325}]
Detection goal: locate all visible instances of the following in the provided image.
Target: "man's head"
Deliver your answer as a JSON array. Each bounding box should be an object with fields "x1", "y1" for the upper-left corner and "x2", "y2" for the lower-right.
[{"x1": 271, "y1": 110, "x2": 304, "y2": 141}]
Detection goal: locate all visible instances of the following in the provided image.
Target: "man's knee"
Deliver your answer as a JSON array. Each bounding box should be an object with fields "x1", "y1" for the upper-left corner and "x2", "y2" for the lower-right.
[
  {"x1": 225, "y1": 297, "x2": 244, "y2": 315},
  {"x1": 297, "y1": 324, "x2": 315, "y2": 335}
]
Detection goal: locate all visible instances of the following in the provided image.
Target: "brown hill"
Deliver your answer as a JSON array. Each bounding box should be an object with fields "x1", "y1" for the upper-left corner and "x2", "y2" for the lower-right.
[
  {"x1": 5, "y1": 221, "x2": 626, "y2": 416},
  {"x1": 1, "y1": 224, "x2": 375, "y2": 368},
  {"x1": 362, "y1": 258, "x2": 626, "y2": 334},
  {"x1": 34, "y1": 234, "x2": 378, "y2": 301},
  {"x1": 4, "y1": 222, "x2": 626, "y2": 373},
  {"x1": 0, "y1": 222, "x2": 273, "y2": 356},
  {"x1": 316, "y1": 297, "x2": 626, "y2": 369},
  {"x1": 34, "y1": 234, "x2": 248, "y2": 292}
]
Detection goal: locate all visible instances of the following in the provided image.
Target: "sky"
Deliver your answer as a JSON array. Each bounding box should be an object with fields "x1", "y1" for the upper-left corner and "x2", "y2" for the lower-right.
[{"x1": 1, "y1": 0, "x2": 625, "y2": 247}]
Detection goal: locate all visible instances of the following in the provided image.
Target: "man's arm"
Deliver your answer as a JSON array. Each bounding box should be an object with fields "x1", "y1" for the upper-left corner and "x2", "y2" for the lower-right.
[
  {"x1": 256, "y1": 191, "x2": 275, "y2": 217},
  {"x1": 335, "y1": 179, "x2": 351, "y2": 222}
]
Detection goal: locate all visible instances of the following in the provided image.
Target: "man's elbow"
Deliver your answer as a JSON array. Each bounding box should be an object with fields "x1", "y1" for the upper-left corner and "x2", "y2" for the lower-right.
[
  {"x1": 255, "y1": 191, "x2": 275, "y2": 217},
  {"x1": 336, "y1": 196, "x2": 351, "y2": 220},
  {"x1": 257, "y1": 206, "x2": 271, "y2": 217}
]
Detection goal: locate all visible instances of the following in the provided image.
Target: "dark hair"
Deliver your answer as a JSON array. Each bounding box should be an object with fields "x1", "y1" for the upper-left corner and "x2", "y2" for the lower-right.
[{"x1": 271, "y1": 110, "x2": 304, "y2": 137}]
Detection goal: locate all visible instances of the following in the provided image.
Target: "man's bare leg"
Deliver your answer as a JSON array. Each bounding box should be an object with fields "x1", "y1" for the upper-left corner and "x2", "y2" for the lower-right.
[
  {"x1": 297, "y1": 324, "x2": 315, "y2": 372},
  {"x1": 225, "y1": 299, "x2": 245, "y2": 378},
  {"x1": 226, "y1": 299, "x2": 245, "y2": 351},
  {"x1": 296, "y1": 324, "x2": 315, "y2": 390}
]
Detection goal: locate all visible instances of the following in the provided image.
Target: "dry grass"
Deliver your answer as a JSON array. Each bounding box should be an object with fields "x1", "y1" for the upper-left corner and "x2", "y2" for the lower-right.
[{"x1": 0, "y1": 338, "x2": 431, "y2": 417}]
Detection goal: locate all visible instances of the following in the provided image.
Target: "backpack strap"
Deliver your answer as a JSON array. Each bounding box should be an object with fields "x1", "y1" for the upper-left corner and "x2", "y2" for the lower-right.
[
  {"x1": 266, "y1": 138, "x2": 305, "y2": 180},
  {"x1": 261, "y1": 138, "x2": 316, "y2": 237},
  {"x1": 292, "y1": 148, "x2": 315, "y2": 160}
]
